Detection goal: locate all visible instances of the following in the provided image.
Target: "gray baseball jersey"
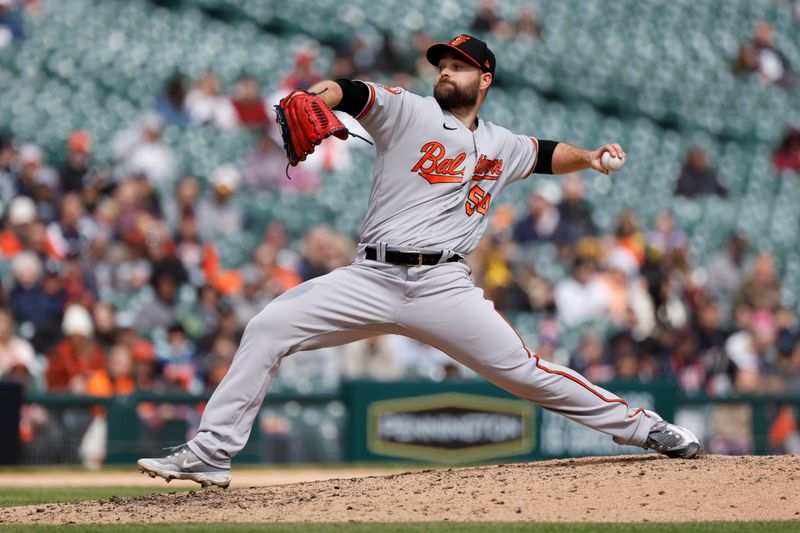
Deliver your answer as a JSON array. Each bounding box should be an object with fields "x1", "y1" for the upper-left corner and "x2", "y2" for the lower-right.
[
  {"x1": 356, "y1": 82, "x2": 538, "y2": 255},
  {"x1": 187, "y1": 83, "x2": 653, "y2": 468}
]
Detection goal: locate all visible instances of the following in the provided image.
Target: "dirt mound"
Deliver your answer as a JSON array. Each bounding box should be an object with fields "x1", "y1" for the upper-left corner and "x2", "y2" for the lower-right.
[{"x1": 3, "y1": 455, "x2": 799, "y2": 524}]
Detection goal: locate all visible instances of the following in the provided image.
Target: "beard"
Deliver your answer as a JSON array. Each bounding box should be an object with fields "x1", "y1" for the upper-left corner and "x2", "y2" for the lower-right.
[{"x1": 434, "y1": 76, "x2": 480, "y2": 110}]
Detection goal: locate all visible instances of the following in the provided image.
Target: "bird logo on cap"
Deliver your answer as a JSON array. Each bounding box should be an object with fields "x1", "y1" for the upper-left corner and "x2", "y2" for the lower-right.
[{"x1": 450, "y1": 35, "x2": 470, "y2": 46}]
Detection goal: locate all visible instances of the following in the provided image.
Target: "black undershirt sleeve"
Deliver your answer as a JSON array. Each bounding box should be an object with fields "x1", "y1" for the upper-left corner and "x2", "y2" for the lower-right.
[
  {"x1": 533, "y1": 139, "x2": 559, "y2": 174},
  {"x1": 333, "y1": 79, "x2": 370, "y2": 117}
]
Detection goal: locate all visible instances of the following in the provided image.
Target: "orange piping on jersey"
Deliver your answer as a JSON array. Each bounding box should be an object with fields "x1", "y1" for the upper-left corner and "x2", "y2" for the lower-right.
[
  {"x1": 526, "y1": 137, "x2": 539, "y2": 176},
  {"x1": 356, "y1": 83, "x2": 376, "y2": 120},
  {"x1": 494, "y1": 309, "x2": 650, "y2": 418}
]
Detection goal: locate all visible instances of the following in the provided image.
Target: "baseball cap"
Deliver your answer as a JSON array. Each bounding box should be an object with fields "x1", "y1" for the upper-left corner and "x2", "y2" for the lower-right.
[
  {"x1": 68, "y1": 130, "x2": 92, "y2": 153},
  {"x1": 211, "y1": 164, "x2": 241, "y2": 192},
  {"x1": 8, "y1": 196, "x2": 36, "y2": 225},
  {"x1": 62, "y1": 304, "x2": 94, "y2": 337},
  {"x1": 19, "y1": 144, "x2": 43, "y2": 164},
  {"x1": 426, "y1": 34, "x2": 496, "y2": 75}
]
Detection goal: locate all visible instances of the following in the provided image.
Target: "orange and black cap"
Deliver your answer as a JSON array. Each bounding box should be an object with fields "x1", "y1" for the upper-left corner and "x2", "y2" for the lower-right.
[{"x1": 426, "y1": 34, "x2": 496, "y2": 76}]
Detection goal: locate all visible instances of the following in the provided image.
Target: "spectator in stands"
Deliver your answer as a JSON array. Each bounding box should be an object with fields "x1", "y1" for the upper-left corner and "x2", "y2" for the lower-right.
[
  {"x1": 62, "y1": 251, "x2": 96, "y2": 308},
  {"x1": 47, "y1": 192, "x2": 96, "y2": 259},
  {"x1": 752, "y1": 21, "x2": 794, "y2": 89},
  {"x1": 132, "y1": 271, "x2": 179, "y2": 335},
  {"x1": 203, "y1": 335, "x2": 237, "y2": 392},
  {"x1": 297, "y1": 225, "x2": 335, "y2": 281},
  {"x1": 512, "y1": 181, "x2": 569, "y2": 245},
  {"x1": 91, "y1": 302, "x2": 117, "y2": 350},
  {"x1": 155, "y1": 73, "x2": 191, "y2": 129},
  {"x1": 675, "y1": 147, "x2": 727, "y2": 198},
  {"x1": 86, "y1": 343, "x2": 136, "y2": 397},
  {"x1": 83, "y1": 234, "x2": 119, "y2": 300},
  {"x1": 249, "y1": 242, "x2": 301, "y2": 297},
  {"x1": 692, "y1": 299, "x2": 730, "y2": 355},
  {"x1": 262, "y1": 220, "x2": 300, "y2": 270},
  {"x1": 480, "y1": 237, "x2": 532, "y2": 312},
  {"x1": 157, "y1": 322, "x2": 201, "y2": 394},
  {"x1": 780, "y1": 341, "x2": 800, "y2": 393},
  {"x1": 9, "y1": 251, "x2": 63, "y2": 352},
  {"x1": 371, "y1": 31, "x2": 403, "y2": 75},
  {"x1": 1, "y1": 195, "x2": 36, "y2": 257},
  {"x1": 609, "y1": 332, "x2": 644, "y2": 381},
  {"x1": 25, "y1": 218, "x2": 56, "y2": 262},
  {"x1": 341, "y1": 337, "x2": 405, "y2": 381},
  {"x1": 724, "y1": 309, "x2": 779, "y2": 393},
  {"x1": 668, "y1": 329, "x2": 706, "y2": 393},
  {"x1": 733, "y1": 42, "x2": 759, "y2": 78},
  {"x1": 197, "y1": 165, "x2": 243, "y2": 240},
  {"x1": 340, "y1": 35, "x2": 382, "y2": 78},
  {"x1": 515, "y1": 6, "x2": 541, "y2": 40},
  {"x1": 0, "y1": 0, "x2": 24, "y2": 48},
  {"x1": 196, "y1": 299, "x2": 242, "y2": 357},
  {"x1": 241, "y1": 128, "x2": 299, "y2": 191},
  {"x1": 772, "y1": 126, "x2": 800, "y2": 176},
  {"x1": 130, "y1": 339, "x2": 158, "y2": 392},
  {"x1": 58, "y1": 130, "x2": 97, "y2": 195},
  {"x1": 144, "y1": 222, "x2": 189, "y2": 289},
  {"x1": 569, "y1": 331, "x2": 614, "y2": 383},
  {"x1": 163, "y1": 175, "x2": 200, "y2": 231},
  {"x1": 195, "y1": 284, "x2": 222, "y2": 337},
  {"x1": 230, "y1": 74, "x2": 271, "y2": 129},
  {"x1": 471, "y1": 0, "x2": 501, "y2": 33},
  {"x1": 411, "y1": 32, "x2": 436, "y2": 79},
  {"x1": 706, "y1": 234, "x2": 748, "y2": 300},
  {"x1": 735, "y1": 252, "x2": 781, "y2": 311},
  {"x1": 16, "y1": 144, "x2": 59, "y2": 221},
  {"x1": 612, "y1": 210, "x2": 646, "y2": 269},
  {"x1": 185, "y1": 72, "x2": 237, "y2": 129},
  {"x1": 231, "y1": 266, "x2": 270, "y2": 328},
  {"x1": 0, "y1": 307, "x2": 40, "y2": 387},
  {"x1": 111, "y1": 112, "x2": 177, "y2": 186},
  {"x1": 279, "y1": 49, "x2": 323, "y2": 91},
  {"x1": 0, "y1": 134, "x2": 18, "y2": 202},
  {"x1": 0, "y1": 214, "x2": 21, "y2": 259},
  {"x1": 46, "y1": 304, "x2": 105, "y2": 393},
  {"x1": 554, "y1": 257, "x2": 609, "y2": 326},
  {"x1": 646, "y1": 211, "x2": 687, "y2": 259},
  {"x1": 557, "y1": 173, "x2": 597, "y2": 244},
  {"x1": 174, "y1": 212, "x2": 204, "y2": 283}
]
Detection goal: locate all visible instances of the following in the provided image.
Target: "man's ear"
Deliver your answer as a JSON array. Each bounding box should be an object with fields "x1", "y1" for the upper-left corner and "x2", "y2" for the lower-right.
[{"x1": 480, "y1": 72, "x2": 493, "y2": 91}]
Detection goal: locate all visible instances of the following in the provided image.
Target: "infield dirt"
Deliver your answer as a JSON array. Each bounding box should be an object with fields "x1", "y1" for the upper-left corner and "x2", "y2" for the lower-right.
[{"x1": 2, "y1": 455, "x2": 799, "y2": 524}]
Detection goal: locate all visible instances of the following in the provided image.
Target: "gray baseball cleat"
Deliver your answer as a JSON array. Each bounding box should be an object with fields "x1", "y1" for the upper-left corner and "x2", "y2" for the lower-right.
[
  {"x1": 642, "y1": 410, "x2": 701, "y2": 459},
  {"x1": 137, "y1": 444, "x2": 231, "y2": 488}
]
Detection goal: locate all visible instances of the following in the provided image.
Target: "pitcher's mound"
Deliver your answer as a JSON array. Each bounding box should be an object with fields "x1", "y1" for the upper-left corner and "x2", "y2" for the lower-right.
[{"x1": 4, "y1": 455, "x2": 800, "y2": 524}]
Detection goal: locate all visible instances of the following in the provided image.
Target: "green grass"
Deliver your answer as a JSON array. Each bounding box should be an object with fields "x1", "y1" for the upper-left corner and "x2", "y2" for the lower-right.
[
  {"x1": 0, "y1": 486, "x2": 192, "y2": 507},
  {"x1": 0, "y1": 523, "x2": 796, "y2": 532}
]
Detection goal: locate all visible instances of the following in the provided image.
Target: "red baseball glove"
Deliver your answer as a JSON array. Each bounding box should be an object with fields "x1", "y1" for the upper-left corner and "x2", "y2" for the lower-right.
[{"x1": 274, "y1": 89, "x2": 350, "y2": 166}]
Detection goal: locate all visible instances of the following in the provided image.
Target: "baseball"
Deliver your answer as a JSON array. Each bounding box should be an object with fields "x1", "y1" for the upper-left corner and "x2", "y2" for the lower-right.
[{"x1": 601, "y1": 151, "x2": 625, "y2": 171}]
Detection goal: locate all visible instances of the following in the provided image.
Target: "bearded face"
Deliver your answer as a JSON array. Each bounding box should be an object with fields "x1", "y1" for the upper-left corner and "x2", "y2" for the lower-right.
[{"x1": 434, "y1": 73, "x2": 481, "y2": 110}]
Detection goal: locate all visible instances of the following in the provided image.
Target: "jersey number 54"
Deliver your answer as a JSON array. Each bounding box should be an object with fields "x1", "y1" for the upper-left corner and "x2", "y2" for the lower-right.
[{"x1": 465, "y1": 184, "x2": 491, "y2": 216}]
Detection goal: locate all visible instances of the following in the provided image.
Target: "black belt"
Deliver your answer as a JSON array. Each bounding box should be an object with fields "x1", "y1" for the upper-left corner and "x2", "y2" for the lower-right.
[{"x1": 365, "y1": 246, "x2": 463, "y2": 266}]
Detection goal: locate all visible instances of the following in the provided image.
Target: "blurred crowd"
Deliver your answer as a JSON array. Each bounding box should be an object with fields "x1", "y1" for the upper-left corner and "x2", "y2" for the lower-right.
[
  {"x1": 0, "y1": 0, "x2": 800, "y2": 422},
  {"x1": 470, "y1": 168, "x2": 800, "y2": 397}
]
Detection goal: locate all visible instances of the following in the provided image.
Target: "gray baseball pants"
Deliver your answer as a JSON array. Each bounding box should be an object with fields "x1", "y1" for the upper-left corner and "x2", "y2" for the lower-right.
[{"x1": 188, "y1": 257, "x2": 653, "y2": 468}]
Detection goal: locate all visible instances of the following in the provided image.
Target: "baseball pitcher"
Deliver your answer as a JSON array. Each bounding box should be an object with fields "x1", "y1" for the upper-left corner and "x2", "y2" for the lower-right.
[{"x1": 139, "y1": 34, "x2": 700, "y2": 488}]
